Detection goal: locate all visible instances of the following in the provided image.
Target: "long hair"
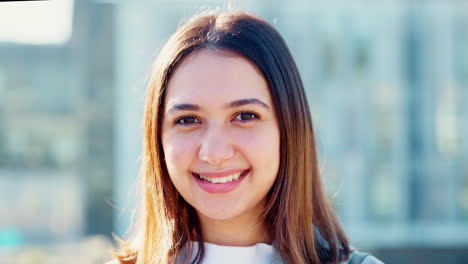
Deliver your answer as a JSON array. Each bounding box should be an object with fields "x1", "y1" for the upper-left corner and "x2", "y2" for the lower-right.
[{"x1": 113, "y1": 10, "x2": 351, "y2": 264}]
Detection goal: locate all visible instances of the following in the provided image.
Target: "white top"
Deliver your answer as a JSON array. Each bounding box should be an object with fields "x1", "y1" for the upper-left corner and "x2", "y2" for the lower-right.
[
  {"x1": 181, "y1": 242, "x2": 283, "y2": 264},
  {"x1": 179, "y1": 242, "x2": 384, "y2": 264},
  {"x1": 105, "y1": 242, "x2": 383, "y2": 264}
]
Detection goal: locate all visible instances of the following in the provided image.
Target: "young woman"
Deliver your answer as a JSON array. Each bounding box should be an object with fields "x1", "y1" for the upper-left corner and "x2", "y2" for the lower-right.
[{"x1": 112, "y1": 10, "x2": 383, "y2": 264}]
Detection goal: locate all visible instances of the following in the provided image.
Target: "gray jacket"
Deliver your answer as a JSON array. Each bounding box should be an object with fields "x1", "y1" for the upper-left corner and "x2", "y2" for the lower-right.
[{"x1": 341, "y1": 251, "x2": 384, "y2": 264}]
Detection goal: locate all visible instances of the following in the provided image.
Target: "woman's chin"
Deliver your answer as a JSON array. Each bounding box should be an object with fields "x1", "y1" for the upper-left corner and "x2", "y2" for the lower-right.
[
  {"x1": 196, "y1": 205, "x2": 244, "y2": 221},
  {"x1": 194, "y1": 199, "x2": 265, "y2": 224}
]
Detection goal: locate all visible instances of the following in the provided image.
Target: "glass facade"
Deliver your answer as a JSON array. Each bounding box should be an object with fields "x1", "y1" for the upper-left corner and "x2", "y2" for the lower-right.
[{"x1": 0, "y1": 1, "x2": 114, "y2": 262}]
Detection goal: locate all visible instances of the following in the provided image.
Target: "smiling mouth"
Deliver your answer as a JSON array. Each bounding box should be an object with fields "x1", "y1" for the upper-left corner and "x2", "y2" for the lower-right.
[{"x1": 193, "y1": 170, "x2": 250, "y2": 184}]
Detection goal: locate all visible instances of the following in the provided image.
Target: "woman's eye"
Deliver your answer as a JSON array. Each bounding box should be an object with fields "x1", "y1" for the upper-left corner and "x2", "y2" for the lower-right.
[
  {"x1": 233, "y1": 112, "x2": 259, "y2": 122},
  {"x1": 175, "y1": 116, "x2": 201, "y2": 125}
]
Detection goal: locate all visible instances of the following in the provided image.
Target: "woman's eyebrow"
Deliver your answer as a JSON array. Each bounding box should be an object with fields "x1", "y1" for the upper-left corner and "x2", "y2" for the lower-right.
[
  {"x1": 167, "y1": 103, "x2": 200, "y2": 114},
  {"x1": 226, "y1": 98, "x2": 271, "y2": 110},
  {"x1": 166, "y1": 98, "x2": 271, "y2": 114}
]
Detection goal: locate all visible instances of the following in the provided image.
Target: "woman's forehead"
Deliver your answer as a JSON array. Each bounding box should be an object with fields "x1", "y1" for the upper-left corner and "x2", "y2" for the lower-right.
[{"x1": 165, "y1": 50, "x2": 272, "y2": 106}]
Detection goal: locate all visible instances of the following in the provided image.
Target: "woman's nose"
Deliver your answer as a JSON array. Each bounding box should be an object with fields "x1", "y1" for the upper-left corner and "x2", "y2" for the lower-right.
[{"x1": 198, "y1": 125, "x2": 234, "y2": 166}]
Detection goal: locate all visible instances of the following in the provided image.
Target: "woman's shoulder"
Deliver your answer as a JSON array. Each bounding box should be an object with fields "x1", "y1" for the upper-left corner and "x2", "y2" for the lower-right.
[{"x1": 340, "y1": 250, "x2": 384, "y2": 264}]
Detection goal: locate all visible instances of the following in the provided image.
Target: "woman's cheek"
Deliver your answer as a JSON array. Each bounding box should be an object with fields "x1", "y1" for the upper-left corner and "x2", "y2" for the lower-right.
[
  {"x1": 165, "y1": 133, "x2": 199, "y2": 172},
  {"x1": 235, "y1": 125, "x2": 279, "y2": 161}
]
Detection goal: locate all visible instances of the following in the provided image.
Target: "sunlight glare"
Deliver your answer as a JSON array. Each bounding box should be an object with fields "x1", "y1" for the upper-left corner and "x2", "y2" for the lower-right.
[{"x1": 0, "y1": 0, "x2": 74, "y2": 45}]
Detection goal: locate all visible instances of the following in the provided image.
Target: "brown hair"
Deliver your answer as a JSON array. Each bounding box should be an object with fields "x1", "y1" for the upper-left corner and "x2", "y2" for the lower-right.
[{"x1": 113, "y1": 10, "x2": 351, "y2": 264}]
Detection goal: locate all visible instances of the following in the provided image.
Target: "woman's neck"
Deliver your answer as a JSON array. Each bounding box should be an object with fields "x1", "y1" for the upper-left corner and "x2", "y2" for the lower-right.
[{"x1": 197, "y1": 203, "x2": 272, "y2": 247}]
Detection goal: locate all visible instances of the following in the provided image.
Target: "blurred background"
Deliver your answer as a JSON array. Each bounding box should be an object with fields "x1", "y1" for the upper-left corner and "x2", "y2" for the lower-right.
[{"x1": 0, "y1": 0, "x2": 467, "y2": 263}]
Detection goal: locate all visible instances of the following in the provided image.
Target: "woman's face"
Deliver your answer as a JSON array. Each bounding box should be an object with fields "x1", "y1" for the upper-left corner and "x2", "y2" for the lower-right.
[{"x1": 161, "y1": 50, "x2": 280, "y2": 221}]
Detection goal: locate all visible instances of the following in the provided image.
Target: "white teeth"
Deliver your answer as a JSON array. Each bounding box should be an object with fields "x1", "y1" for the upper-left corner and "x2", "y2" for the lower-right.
[{"x1": 198, "y1": 172, "x2": 243, "y2": 183}]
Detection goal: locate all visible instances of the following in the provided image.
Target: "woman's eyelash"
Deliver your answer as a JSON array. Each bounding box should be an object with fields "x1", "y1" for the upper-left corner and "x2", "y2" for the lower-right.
[
  {"x1": 174, "y1": 112, "x2": 260, "y2": 126},
  {"x1": 174, "y1": 116, "x2": 201, "y2": 125},
  {"x1": 233, "y1": 112, "x2": 260, "y2": 121}
]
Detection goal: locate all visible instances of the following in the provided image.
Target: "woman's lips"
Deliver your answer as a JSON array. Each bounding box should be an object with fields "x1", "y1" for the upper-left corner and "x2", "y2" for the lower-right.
[{"x1": 192, "y1": 169, "x2": 250, "y2": 194}]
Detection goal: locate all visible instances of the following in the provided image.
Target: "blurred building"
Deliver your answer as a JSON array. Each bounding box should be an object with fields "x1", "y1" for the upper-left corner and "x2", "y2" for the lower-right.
[
  {"x1": 0, "y1": 0, "x2": 114, "y2": 247},
  {"x1": 1, "y1": 0, "x2": 467, "y2": 263}
]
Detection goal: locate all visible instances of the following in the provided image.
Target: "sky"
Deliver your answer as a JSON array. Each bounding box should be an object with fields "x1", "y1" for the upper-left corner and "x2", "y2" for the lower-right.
[{"x1": 0, "y1": 0, "x2": 73, "y2": 45}]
